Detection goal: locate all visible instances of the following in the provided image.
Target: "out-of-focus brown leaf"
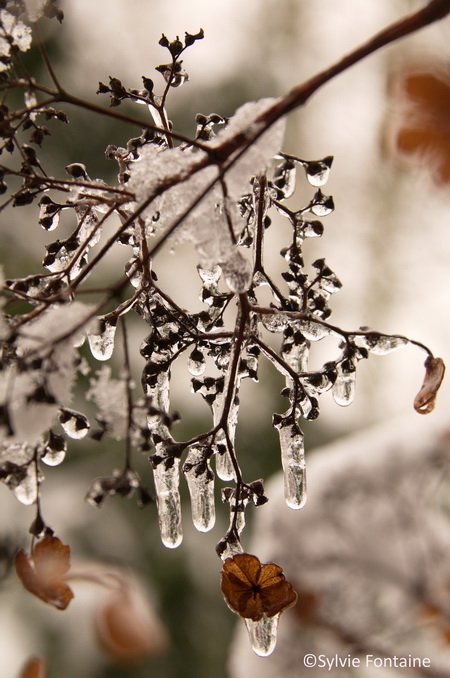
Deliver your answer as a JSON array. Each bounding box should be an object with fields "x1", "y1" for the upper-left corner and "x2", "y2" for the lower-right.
[
  {"x1": 392, "y1": 67, "x2": 450, "y2": 185},
  {"x1": 95, "y1": 587, "x2": 167, "y2": 665},
  {"x1": 18, "y1": 656, "x2": 46, "y2": 678},
  {"x1": 414, "y1": 356, "x2": 445, "y2": 414},
  {"x1": 221, "y1": 553, "x2": 297, "y2": 621},
  {"x1": 15, "y1": 535, "x2": 74, "y2": 610}
]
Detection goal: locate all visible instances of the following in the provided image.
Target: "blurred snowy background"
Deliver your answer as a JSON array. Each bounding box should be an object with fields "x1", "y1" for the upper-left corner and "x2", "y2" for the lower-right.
[{"x1": 1, "y1": 1, "x2": 449, "y2": 677}]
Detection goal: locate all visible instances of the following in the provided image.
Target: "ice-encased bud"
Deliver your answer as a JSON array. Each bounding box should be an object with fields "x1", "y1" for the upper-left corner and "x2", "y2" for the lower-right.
[
  {"x1": 183, "y1": 444, "x2": 215, "y2": 532},
  {"x1": 187, "y1": 347, "x2": 206, "y2": 376},
  {"x1": 41, "y1": 430, "x2": 67, "y2": 466},
  {"x1": 87, "y1": 317, "x2": 117, "y2": 361},
  {"x1": 359, "y1": 333, "x2": 408, "y2": 355},
  {"x1": 300, "y1": 319, "x2": 331, "y2": 341},
  {"x1": 310, "y1": 190, "x2": 334, "y2": 216},
  {"x1": 153, "y1": 457, "x2": 183, "y2": 548},
  {"x1": 59, "y1": 408, "x2": 90, "y2": 439},
  {"x1": 222, "y1": 252, "x2": 252, "y2": 293},
  {"x1": 261, "y1": 311, "x2": 288, "y2": 333},
  {"x1": 302, "y1": 156, "x2": 333, "y2": 187}
]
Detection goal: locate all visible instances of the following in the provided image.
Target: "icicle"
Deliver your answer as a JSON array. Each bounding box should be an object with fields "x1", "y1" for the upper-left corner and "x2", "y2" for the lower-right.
[
  {"x1": 332, "y1": 362, "x2": 356, "y2": 406},
  {"x1": 183, "y1": 444, "x2": 215, "y2": 532},
  {"x1": 59, "y1": 408, "x2": 90, "y2": 439},
  {"x1": 215, "y1": 439, "x2": 235, "y2": 481},
  {"x1": 281, "y1": 327, "x2": 310, "y2": 374},
  {"x1": 153, "y1": 457, "x2": 183, "y2": 548},
  {"x1": 274, "y1": 417, "x2": 306, "y2": 509},
  {"x1": 87, "y1": 317, "x2": 117, "y2": 361},
  {"x1": 245, "y1": 613, "x2": 280, "y2": 657}
]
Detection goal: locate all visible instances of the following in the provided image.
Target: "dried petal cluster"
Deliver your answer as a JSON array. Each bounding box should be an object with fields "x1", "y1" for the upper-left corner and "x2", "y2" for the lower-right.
[{"x1": 221, "y1": 553, "x2": 297, "y2": 622}]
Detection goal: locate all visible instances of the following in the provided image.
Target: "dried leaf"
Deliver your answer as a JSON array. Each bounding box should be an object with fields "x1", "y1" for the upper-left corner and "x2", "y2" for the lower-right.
[
  {"x1": 18, "y1": 657, "x2": 47, "y2": 678},
  {"x1": 95, "y1": 587, "x2": 167, "y2": 665},
  {"x1": 414, "y1": 356, "x2": 445, "y2": 414},
  {"x1": 15, "y1": 535, "x2": 74, "y2": 610},
  {"x1": 393, "y1": 67, "x2": 450, "y2": 185},
  {"x1": 221, "y1": 553, "x2": 297, "y2": 621}
]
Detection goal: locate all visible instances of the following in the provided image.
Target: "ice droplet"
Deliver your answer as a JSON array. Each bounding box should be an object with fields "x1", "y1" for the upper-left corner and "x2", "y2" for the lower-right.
[
  {"x1": 310, "y1": 190, "x2": 334, "y2": 216},
  {"x1": 187, "y1": 347, "x2": 206, "y2": 376},
  {"x1": 183, "y1": 444, "x2": 215, "y2": 532},
  {"x1": 332, "y1": 363, "x2": 356, "y2": 406},
  {"x1": 87, "y1": 317, "x2": 117, "y2": 361},
  {"x1": 222, "y1": 251, "x2": 252, "y2": 293},
  {"x1": 359, "y1": 333, "x2": 408, "y2": 355},
  {"x1": 245, "y1": 613, "x2": 280, "y2": 657},
  {"x1": 261, "y1": 311, "x2": 288, "y2": 333},
  {"x1": 274, "y1": 418, "x2": 306, "y2": 509},
  {"x1": 13, "y1": 462, "x2": 38, "y2": 505},
  {"x1": 300, "y1": 319, "x2": 331, "y2": 341},
  {"x1": 41, "y1": 430, "x2": 67, "y2": 466},
  {"x1": 59, "y1": 408, "x2": 90, "y2": 439},
  {"x1": 302, "y1": 156, "x2": 333, "y2": 187},
  {"x1": 153, "y1": 457, "x2": 183, "y2": 548},
  {"x1": 215, "y1": 441, "x2": 235, "y2": 481}
]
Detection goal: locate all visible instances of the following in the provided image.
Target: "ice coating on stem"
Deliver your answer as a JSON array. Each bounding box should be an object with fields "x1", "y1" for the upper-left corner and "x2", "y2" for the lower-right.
[
  {"x1": 153, "y1": 457, "x2": 183, "y2": 548},
  {"x1": 245, "y1": 613, "x2": 280, "y2": 657},
  {"x1": 183, "y1": 444, "x2": 215, "y2": 532},
  {"x1": 274, "y1": 417, "x2": 306, "y2": 509}
]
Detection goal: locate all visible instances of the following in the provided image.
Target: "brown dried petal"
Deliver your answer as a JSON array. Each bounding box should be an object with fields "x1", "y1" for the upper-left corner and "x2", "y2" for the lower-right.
[
  {"x1": 221, "y1": 553, "x2": 297, "y2": 621},
  {"x1": 18, "y1": 657, "x2": 47, "y2": 678},
  {"x1": 414, "y1": 356, "x2": 445, "y2": 414},
  {"x1": 15, "y1": 535, "x2": 74, "y2": 610}
]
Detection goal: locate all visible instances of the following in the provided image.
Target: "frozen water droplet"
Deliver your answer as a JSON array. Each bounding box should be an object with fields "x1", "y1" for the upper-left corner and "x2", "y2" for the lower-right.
[
  {"x1": 303, "y1": 156, "x2": 333, "y2": 187},
  {"x1": 332, "y1": 363, "x2": 356, "y2": 406},
  {"x1": 245, "y1": 613, "x2": 280, "y2": 657},
  {"x1": 183, "y1": 444, "x2": 215, "y2": 532},
  {"x1": 215, "y1": 443, "x2": 235, "y2": 481},
  {"x1": 197, "y1": 265, "x2": 222, "y2": 285},
  {"x1": 13, "y1": 463, "x2": 38, "y2": 505},
  {"x1": 187, "y1": 347, "x2": 206, "y2": 376},
  {"x1": 41, "y1": 430, "x2": 67, "y2": 466},
  {"x1": 359, "y1": 333, "x2": 408, "y2": 355},
  {"x1": 274, "y1": 418, "x2": 306, "y2": 509},
  {"x1": 87, "y1": 317, "x2": 117, "y2": 361},
  {"x1": 310, "y1": 190, "x2": 334, "y2": 216},
  {"x1": 261, "y1": 311, "x2": 288, "y2": 333},
  {"x1": 59, "y1": 408, "x2": 90, "y2": 439},
  {"x1": 153, "y1": 457, "x2": 183, "y2": 548},
  {"x1": 300, "y1": 319, "x2": 331, "y2": 341},
  {"x1": 222, "y1": 252, "x2": 252, "y2": 293},
  {"x1": 273, "y1": 159, "x2": 296, "y2": 199}
]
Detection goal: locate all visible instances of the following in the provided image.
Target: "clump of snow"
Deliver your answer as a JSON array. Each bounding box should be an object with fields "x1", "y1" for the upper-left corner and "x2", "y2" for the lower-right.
[{"x1": 128, "y1": 98, "x2": 285, "y2": 274}]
